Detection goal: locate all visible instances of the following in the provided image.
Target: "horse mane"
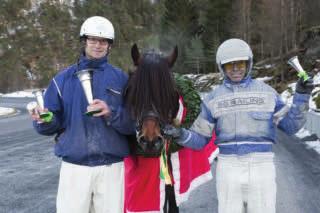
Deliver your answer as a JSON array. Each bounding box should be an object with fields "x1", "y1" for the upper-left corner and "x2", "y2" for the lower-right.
[{"x1": 125, "y1": 48, "x2": 179, "y2": 123}]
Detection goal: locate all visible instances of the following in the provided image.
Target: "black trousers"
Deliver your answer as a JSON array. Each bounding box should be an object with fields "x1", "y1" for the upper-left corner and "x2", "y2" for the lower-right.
[{"x1": 163, "y1": 185, "x2": 179, "y2": 213}]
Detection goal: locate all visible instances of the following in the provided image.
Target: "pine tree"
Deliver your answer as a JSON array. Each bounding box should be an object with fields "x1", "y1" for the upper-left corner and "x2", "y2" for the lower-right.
[
  {"x1": 160, "y1": 0, "x2": 201, "y2": 74},
  {"x1": 200, "y1": 0, "x2": 233, "y2": 73},
  {"x1": 184, "y1": 36, "x2": 206, "y2": 74},
  {"x1": 31, "y1": 2, "x2": 76, "y2": 86},
  {"x1": 0, "y1": 0, "x2": 33, "y2": 92}
]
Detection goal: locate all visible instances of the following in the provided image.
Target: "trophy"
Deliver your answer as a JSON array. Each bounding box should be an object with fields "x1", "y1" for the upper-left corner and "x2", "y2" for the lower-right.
[
  {"x1": 76, "y1": 69, "x2": 101, "y2": 116},
  {"x1": 27, "y1": 90, "x2": 53, "y2": 122},
  {"x1": 25, "y1": 68, "x2": 52, "y2": 122},
  {"x1": 26, "y1": 101, "x2": 38, "y2": 113},
  {"x1": 287, "y1": 56, "x2": 310, "y2": 82},
  {"x1": 33, "y1": 90, "x2": 52, "y2": 122}
]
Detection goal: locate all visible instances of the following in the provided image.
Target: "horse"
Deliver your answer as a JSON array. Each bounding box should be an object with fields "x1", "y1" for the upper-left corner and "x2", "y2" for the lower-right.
[{"x1": 124, "y1": 44, "x2": 218, "y2": 213}]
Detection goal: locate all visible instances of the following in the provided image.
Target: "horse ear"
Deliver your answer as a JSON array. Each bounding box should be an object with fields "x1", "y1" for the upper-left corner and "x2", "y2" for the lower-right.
[
  {"x1": 131, "y1": 43, "x2": 140, "y2": 66},
  {"x1": 167, "y1": 45, "x2": 178, "y2": 68}
]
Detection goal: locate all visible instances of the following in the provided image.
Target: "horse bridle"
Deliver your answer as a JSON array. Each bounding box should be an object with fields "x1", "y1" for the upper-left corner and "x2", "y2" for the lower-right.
[{"x1": 135, "y1": 110, "x2": 166, "y2": 156}]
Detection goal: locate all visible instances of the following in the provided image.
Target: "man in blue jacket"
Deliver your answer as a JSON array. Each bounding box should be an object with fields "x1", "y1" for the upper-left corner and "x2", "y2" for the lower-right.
[
  {"x1": 169, "y1": 38, "x2": 314, "y2": 213},
  {"x1": 29, "y1": 16, "x2": 134, "y2": 213}
]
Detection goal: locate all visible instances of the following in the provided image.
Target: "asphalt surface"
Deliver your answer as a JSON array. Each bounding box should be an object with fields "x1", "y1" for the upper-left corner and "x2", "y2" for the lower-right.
[
  {"x1": 0, "y1": 97, "x2": 59, "y2": 213},
  {"x1": 1, "y1": 97, "x2": 320, "y2": 213}
]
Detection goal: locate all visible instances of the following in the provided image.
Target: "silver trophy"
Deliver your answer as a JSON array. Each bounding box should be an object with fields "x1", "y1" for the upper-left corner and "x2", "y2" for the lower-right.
[
  {"x1": 76, "y1": 69, "x2": 101, "y2": 116},
  {"x1": 288, "y1": 56, "x2": 305, "y2": 73},
  {"x1": 26, "y1": 101, "x2": 38, "y2": 113},
  {"x1": 25, "y1": 68, "x2": 52, "y2": 122},
  {"x1": 33, "y1": 90, "x2": 52, "y2": 120},
  {"x1": 287, "y1": 56, "x2": 310, "y2": 81}
]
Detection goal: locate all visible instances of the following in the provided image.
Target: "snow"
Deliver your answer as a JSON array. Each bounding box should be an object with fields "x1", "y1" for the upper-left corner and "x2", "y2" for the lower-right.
[
  {"x1": 295, "y1": 128, "x2": 320, "y2": 155},
  {"x1": 2, "y1": 90, "x2": 35, "y2": 98},
  {"x1": 295, "y1": 128, "x2": 312, "y2": 138},
  {"x1": 305, "y1": 140, "x2": 320, "y2": 154},
  {"x1": 256, "y1": 76, "x2": 273, "y2": 82},
  {"x1": 0, "y1": 107, "x2": 15, "y2": 116},
  {"x1": 314, "y1": 72, "x2": 320, "y2": 85},
  {"x1": 0, "y1": 90, "x2": 34, "y2": 116}
]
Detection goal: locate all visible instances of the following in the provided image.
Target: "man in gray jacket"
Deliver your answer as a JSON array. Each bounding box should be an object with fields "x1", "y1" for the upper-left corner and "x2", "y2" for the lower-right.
[{"x1": 168, "y1": 38, "x2": 314, "y2": 213}]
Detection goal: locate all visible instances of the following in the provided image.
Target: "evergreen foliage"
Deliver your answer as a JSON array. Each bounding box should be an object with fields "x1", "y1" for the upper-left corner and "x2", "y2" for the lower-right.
[
  {"x1": 160, "y1": 0, "x2": 200, "y2": 74},
  {"x1": 184, "y1": 36, "x2": 206, "y2": 74},
  {"x1": 0, "y1": 0, "x2": 319, "y2": 92},
  {"x1": 196, "y1": 0, "x2": 234, "y2": 73},
  {"x1": 174, "y1": 73, "x2": 201, "y2": 128}
]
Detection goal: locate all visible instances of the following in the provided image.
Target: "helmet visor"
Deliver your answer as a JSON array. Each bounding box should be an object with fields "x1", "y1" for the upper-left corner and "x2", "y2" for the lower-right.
[{"x1": 223, "y1": 61, "x2": 247, "y2": 71}]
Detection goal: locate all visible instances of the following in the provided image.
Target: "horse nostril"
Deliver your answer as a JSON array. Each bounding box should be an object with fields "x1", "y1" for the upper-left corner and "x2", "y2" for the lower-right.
[
  {"x1": 138, "y1": 134, "x2": 163, "y2": 144},
  {"x1": 141, "y1": 135, "x2": 157, "y2": 143}
]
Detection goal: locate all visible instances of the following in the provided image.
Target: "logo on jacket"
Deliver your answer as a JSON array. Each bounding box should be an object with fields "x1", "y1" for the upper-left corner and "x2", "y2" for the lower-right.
[
  {"x1": 217, "y1": 97, "x2": 264, "y2": 108},
  {"x1": 210, "y1": 92, "x2": 275, "y2": 117}
]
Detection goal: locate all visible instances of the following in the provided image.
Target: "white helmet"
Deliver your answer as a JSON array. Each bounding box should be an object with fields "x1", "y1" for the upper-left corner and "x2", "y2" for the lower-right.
[
  {"x1": 216, "y1": 38, "x2": 253, "y2": 77},
  {"x1": 80, "y1": 16, "x2": 114, "y2": 42}
]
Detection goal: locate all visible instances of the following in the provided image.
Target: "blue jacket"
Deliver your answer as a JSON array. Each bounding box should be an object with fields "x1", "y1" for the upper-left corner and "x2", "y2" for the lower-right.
[
  {"x1": 33, "y1": 55, "x2": 135, "y2": 166},
  {"x1": 177, "y1": 77, "x2": 310, "y2": 155}
]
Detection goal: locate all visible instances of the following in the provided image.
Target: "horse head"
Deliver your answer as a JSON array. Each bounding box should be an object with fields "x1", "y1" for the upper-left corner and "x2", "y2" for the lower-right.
[{"x1": 126, "y1": 44, "x2": 179, "y2": 156}]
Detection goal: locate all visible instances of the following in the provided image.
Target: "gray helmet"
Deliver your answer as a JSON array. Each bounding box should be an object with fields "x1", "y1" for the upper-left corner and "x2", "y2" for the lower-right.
[{"x1": 216, "y1": 38, "x2": 253, "y2": 78}]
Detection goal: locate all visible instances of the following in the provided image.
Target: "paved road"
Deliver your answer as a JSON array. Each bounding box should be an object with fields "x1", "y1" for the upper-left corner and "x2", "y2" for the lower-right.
[
  {"x1": 1, "y1": 97, "x2": 320, "y2": 213},
  {"x1": 180, "y1": 130, "x2": 320, "y2": 212},
  {"x1": 0, "y1": 98, "x2": 59, "y2": 213}
]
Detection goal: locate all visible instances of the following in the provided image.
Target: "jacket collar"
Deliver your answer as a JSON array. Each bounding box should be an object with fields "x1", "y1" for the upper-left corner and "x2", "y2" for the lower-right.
[
  {"x1": 223, "y1": 76, "x2": 252, "y2": 89},
  {"x1": 74, "y1": 53, "x2": 108, "y2": 74}
]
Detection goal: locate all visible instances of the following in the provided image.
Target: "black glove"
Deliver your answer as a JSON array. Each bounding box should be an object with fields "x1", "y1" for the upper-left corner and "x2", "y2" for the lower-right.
[
  {"x1": 295, "y1": 78, "x2": 314, "y2": 94},
  {"x1": 163, "y1": 124, "x2": 182, "y2": 140}
]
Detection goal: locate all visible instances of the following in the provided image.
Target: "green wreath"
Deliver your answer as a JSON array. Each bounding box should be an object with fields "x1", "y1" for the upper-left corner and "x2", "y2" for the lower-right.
[
  {"x1": 174, "y1": 73, "x2": 202, "y2": 128},
  {"x1": 168, "y1": 73, "x2": 202, "y2": 153}
]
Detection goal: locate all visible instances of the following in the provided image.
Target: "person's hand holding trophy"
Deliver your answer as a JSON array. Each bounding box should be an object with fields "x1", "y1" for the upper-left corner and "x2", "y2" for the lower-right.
[
  {"x1": 76, "y1": 69, "x2": 112, "y2": 118},
  {"x1": 26, "y1": 90, "x2": 53, "y2": 123}
]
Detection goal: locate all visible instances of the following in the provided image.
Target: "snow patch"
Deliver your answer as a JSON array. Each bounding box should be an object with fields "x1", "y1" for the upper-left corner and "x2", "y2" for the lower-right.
[
  {"x1": 256, "y1": 76, "x2": 273, "y2": 82},
  {"x1": 0, "y1": 107, "x2": 15, "y2": 116},
  {"x1": 305, "y1": 140, "x2": 320, "y2": 155},
  {"x1": 295, "y1": 128, "x2": 312, "y2": 138},
  {"x1": 295, "y1": 128, "x2": 320, "y2": 155},
  {"x1": 3, "y1": 90, "x2": 36, "y2": 98}
]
